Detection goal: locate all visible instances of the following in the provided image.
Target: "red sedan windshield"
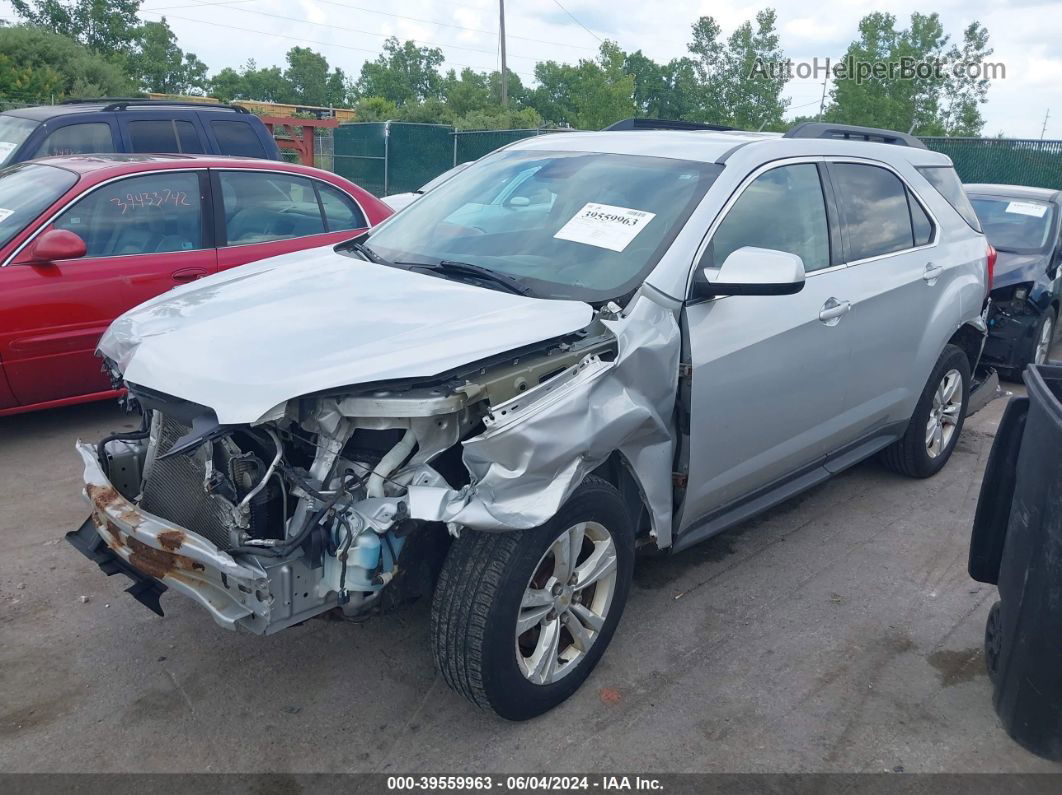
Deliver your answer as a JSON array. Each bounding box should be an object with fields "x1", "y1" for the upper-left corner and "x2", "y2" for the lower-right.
[{"x1": 0, "y1": 163, "x2": 77, "y2": 249}]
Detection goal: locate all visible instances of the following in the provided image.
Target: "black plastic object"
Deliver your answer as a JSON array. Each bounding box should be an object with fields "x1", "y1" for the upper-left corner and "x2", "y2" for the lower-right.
[
  {"x1": 969, "y1": 363, "x2": 1062, "y2": 760},
  {"x1": 66, "y1": 517, "x2": 168, "y2": 616},
  {"x1": 784, "y1": 121, "x2": 928, "y2": 149}
]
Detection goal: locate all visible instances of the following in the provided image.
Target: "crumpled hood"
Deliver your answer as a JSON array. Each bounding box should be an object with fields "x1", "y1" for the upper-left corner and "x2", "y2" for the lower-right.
[
  {"x1": 992, "y1": 250, "x2": 1051, "y2": 290},
  {"x1": 99, "y1": 245, "x2": 593, "y2": 424}
]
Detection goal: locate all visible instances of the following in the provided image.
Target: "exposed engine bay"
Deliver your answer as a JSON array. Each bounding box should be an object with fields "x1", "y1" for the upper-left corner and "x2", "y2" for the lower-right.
[{"x1": 74, "y1": 296, "x2": 681, "y2": 634}]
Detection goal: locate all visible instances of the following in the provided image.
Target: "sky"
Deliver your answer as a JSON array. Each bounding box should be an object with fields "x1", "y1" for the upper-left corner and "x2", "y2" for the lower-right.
[{"x1": 1, "y1": 0, "x2": 1058, "y2": 138}]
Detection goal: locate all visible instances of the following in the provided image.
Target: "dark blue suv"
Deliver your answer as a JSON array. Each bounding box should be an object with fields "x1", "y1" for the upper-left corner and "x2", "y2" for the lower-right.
[{"x1": 0, "y1": 99, "x2": 281, "y2": 166}]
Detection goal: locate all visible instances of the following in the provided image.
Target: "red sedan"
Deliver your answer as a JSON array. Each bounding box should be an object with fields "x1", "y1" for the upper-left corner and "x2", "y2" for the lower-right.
[{"x1": 0, "y1": 154, "x2": 392, "y2": 416}]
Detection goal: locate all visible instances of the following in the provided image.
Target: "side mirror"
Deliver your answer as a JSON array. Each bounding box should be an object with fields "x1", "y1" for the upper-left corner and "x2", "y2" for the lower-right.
[
  {"x1": 693, "y1": 246, "x2": 806, "y2": 299},
  {"x1": 21, "y1": 229, "x2": 87, "y2": 265},
  {"x1": 507, "y1": 196, "x2": 531, "y2": 208}
]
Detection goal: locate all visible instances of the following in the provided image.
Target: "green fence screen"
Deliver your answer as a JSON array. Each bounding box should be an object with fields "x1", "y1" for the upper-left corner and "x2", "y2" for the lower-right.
[
  {"x1": 921, "y1": 137, "x2": 1062, "y2": 190},
  {"x1": 333, "y1": 123, "x2": 1062, "y2": 197},
  {"x1": 333, "y1": 124, "x2": 570, "y2": 196}
]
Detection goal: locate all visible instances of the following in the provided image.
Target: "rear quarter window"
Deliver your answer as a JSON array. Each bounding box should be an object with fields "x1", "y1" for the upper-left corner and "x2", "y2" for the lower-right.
[
  {"x1": 917, "y1": 166, "x2": 982, "y2": 233},
  {"x1": 210, "y1": 120, "x2": 267, "y2": 158}
]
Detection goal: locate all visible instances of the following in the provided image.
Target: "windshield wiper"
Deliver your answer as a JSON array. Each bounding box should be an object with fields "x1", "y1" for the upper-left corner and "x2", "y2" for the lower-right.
[
  {"x1": 344, "y1": 238, "x2": 390, "y2": 265},
  {"x1": 405, "y1": 260, "x2": 531, "y2": 296}
]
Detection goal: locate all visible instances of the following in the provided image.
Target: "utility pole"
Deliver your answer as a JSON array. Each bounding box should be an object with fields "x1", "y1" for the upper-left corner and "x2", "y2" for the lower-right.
[
  {"x1": 499, "y1": 0, "x2": 509, "y2": 108},
  {"x1": 1041, "y1": 108, "x2": 1051, "y2": 140},
  {"x1": 817, "y1": 78, "x2": 827, "y2": 121}
]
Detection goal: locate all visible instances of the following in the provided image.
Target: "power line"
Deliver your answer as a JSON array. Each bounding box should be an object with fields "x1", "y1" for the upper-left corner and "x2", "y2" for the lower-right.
[
  {"x1": 142, "y1": 11, "x2": 538, "y2": 79},
  {"x1": 143, "y1": 0, "x2": 599, "y2": 51},
  {"x1": 549, "y1": 0, "x2": 602, "y2": 44},
  {"x1": 149, "y1": 3, "x2": 543, "y2": 62}
]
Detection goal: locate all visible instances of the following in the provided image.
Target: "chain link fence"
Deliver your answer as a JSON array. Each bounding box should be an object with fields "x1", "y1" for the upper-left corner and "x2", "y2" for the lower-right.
[
  {"x1": 920, "y1": 137, "x2": 1062, "y2": 190},
  {"x1": 332, "y1": 123, "x2": 572, "y2": 196}
]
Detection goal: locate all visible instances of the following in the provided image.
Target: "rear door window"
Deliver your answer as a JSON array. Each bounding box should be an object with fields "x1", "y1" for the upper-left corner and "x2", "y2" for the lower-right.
[
  {"x1": 830, "y1": 163, "x2": 915, "y2": 261},
  {"x1": 127, "y1": 119, "x2": 206, "y2": 154},
  {"x1": 51, "y1": 171, "x2": 205, "y2": 257},
  {"x1": 317, "y1": 182, "x2": 367, "y2": 231},
  {"x1": 211, "y1": 120, "x2": 267, "y2": 158},
  {"x1": 218, "y1": 170, "x2": 325, "y2": 244},
  {"x1": 35, "y1": 123, "x2": 116, "y2": 157}
]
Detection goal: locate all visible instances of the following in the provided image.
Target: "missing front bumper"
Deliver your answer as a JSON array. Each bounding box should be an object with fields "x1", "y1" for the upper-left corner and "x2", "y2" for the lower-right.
[{"x1": 72, "y1": 441, "x2": 273, "y2": 631}]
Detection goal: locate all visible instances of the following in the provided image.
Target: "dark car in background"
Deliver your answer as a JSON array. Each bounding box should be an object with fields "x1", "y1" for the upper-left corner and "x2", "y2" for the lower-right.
[
  {"x1": 966, "y1": 184, "x2": 1062, "y2": 377},
  {"x1": 0, "y1": 99, "x2": 281, "y2": 166}
]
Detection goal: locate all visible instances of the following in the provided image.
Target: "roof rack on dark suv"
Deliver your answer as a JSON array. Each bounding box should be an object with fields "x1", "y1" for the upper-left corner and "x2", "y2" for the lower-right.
[
  {"x1": 784, "y1": 121, "x2": 926, "y2": 149},
  {"x1": 603, "y1": 117, "x2": 735, "y2": 132},
  {"x1": 59, "y1": 98, "x2": 249, "y2": 114}
]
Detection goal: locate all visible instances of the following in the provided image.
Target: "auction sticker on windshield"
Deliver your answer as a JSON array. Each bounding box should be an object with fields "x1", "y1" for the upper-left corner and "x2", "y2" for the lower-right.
[
  {"x1": 554, "y1": 202, "x2": 656, "y2": 252},
  {"x1": 0, "y1": 208, "x2": 14, "y2": 223},
  {"x1": 1006, "y1": 201, "x2": 1048, "y2": 218}
]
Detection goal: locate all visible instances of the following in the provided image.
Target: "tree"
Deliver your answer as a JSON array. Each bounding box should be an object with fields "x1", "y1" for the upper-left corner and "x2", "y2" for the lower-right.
[
  {"x1": 284, "y1": 46, "x2": 348, "y2": 107},
  {"x1": 687, "y1": 15, "x2": 727, "y2": 123},
  {"x1": 441, "y1": 68, "x2": 491, "y2": 118},
  {"x1": 352, "y1": 96, "x2": 397, "y2": 121},
  {"x1": 529, "y1": 41, "x2": 636, "y2": 129},
  {"x1": 0, "y1": 24, "x2": 135, "y2": 101},
  {"x1": 824, "y1": 12, "x2": 992, "y2": 136},
  {"x1": 721, "y1": 8, "x2": 789, "y2": 130},
  {"x1": 939, "y1": 21, "x2": 992, "y2": 136},
  {"x1": 129, "y1": 18, "x2": 208, "y2": 95},
  {"x1": 10, "y1": 0, "x2": 142, "y2": 55},
  {"x1": 209, "y1": 59, "x2": 291, "y2": 103},
  {"x1": 355, "y1": 37, "x2": 444, "y2": 106}
]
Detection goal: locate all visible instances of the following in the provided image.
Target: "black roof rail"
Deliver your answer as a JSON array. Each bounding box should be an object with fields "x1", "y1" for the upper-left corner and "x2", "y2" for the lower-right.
[
  {"x1": 784, "y1": 121, "x2": 926, "y2": 149},
  {"x1": 602, "y1": 117, "x2": 735, "y2": 132},
  {"x1": 60, "y1": 97, "x2": 249, "y2": 114}
]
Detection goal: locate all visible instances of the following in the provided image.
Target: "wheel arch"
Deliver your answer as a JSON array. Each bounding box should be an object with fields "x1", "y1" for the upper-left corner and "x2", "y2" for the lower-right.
[
  {"x1": 948, "y1": 318, "x2": 988, "y2": 375},
  {"x1": 590, "y1": 451, "x2": 657, "y2": 550}
]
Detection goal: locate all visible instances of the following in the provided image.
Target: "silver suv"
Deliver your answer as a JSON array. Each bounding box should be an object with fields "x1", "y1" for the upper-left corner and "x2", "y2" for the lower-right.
[{"x1": 71, "y1": 121, "x2": 992, "y2": 720}]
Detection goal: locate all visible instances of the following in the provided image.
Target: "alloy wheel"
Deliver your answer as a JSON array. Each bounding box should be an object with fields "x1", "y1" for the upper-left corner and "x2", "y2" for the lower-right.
[
  {"x1": 926, "y1": 368, "x2": 963, "y2": 458},
  {"x1": 515, "y1": 521, "x2": 618, "y2": 685}
]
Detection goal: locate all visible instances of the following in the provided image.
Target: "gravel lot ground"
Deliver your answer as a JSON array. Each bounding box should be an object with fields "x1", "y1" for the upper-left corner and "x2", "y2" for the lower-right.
[{"x1": 3, "y1": 382, "x2": 1062, "y2": 774}]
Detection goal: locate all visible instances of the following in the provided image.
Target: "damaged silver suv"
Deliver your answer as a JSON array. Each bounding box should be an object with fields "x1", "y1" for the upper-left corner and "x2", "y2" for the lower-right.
[{"x1": 71, "y1": 122, "x2": 993, "y2": 720}]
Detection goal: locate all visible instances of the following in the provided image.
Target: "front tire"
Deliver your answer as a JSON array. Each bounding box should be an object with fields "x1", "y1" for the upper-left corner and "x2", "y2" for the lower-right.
[
  {"x1": 880, "y1": 344, "x2": 971, "y2": 478},
  {"x1": 430, "y1": 475, "x2": 634, "y2": 720}
]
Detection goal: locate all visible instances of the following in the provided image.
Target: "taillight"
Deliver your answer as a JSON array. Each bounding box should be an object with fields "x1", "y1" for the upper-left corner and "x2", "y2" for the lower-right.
[{"x1": 986, "y1": 242, "x2": 997, "y2": 296}]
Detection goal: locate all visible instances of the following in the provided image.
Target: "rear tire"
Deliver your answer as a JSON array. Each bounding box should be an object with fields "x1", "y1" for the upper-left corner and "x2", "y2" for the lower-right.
[
  {"x1": 985, "y1": 600, "x2": 1003, "y2": 687},
  {"x1": 880, "y1": 344, "x2": 970, "y2": 478},
  {"x1": 430, "y1": 475, "x2": 634, "y2": 720}
]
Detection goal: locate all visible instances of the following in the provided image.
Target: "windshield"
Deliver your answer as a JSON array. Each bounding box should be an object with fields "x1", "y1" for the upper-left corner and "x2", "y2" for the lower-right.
[
  {"x1": 0, "y1": 115, "x2": 38, "y2": 166},
  {"x1": 970, "y1": 196, "x2": 1056, "y2": 252},
  {"x1": 0, "y1": 163, "x2": 78, "y2": 249},
  {"x1": 418, "y1": 161, "x2": 472, "y2": 194},
  {"x1": 364, "y1": 150, "x2": 721, "y2": 301}
]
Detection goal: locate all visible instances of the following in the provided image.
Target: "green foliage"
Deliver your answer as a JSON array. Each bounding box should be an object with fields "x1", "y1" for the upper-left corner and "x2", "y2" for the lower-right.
[
  {"x1": 2, "y1": 3, "x2": 998, "y2": 139},
  {"x1": 721, "y1": 9, "x2": 789, "y2": 130},
  {"x1": 529, "y1": 41, "x2": 636, "y2": 130},
  {"x1": 824, "y1": 12, "x2": 991, "y2": 136},
  {"x1": 284, "y1": 46, "x2": 349, "y2": 107},
  {"x1": 0, "y1": 24, "x2": 134, "y2": 102},
  {"x1": 355, "y1": 37, "x2": 444, "y2": 106},
  {"x1": 129, "y1": 18, "x2": 208, "y2": 95},
  {"x1": 10, "y1": 0, "x2": 142, "y2": 55},
  {"x1": 353, "y1": 96, "x2": 398, "y2": 122}
]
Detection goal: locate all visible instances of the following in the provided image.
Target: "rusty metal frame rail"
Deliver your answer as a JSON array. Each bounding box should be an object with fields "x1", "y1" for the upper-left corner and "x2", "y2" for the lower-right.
[{"x1": 66, "y1": 517, "x2": 169, "y2": 616}]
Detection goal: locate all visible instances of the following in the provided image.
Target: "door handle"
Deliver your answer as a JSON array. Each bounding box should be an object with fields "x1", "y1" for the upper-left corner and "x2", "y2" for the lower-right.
[
  {"x1": 818, "y1": 297, "x2": 851, "y2": 325},
  {"x1": 923, "y1": 262, "x2": 944, "y2": 283},
  {"x1": 171, "y1": 267, "x2": 207, "y2": 283}
]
